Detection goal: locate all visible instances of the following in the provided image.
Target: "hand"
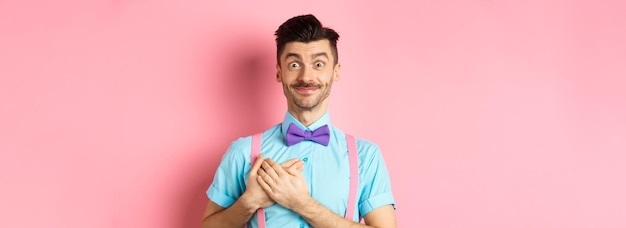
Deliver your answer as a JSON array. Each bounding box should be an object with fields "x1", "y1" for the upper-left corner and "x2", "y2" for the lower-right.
[
  {"x1": 244, "y1": 154, "x2": 304, "y2": 209},
  {"x1": 257, "y1": 158, "x2": 311, "y2": 210}
]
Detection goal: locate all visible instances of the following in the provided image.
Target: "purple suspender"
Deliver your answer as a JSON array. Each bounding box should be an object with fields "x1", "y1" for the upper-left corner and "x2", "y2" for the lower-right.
[{"x1": 249, "y1": 133, "x2": 359, "y2": 227}]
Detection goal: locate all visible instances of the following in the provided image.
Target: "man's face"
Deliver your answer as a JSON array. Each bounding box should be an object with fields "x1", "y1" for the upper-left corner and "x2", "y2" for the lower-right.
[{"x1": 276, "y1": 39, "x2": 340, "y2": 111}]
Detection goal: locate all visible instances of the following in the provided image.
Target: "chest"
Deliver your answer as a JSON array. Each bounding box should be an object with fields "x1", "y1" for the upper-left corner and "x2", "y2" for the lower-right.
[{"x1": 262, "y1": 142, "x2": 352, "y2": 215}]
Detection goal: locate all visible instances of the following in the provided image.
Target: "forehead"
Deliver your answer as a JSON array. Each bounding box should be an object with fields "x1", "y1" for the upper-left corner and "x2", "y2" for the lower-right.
[{"x1": 281, "y1": 39, "x2": 333, "y2": 60}]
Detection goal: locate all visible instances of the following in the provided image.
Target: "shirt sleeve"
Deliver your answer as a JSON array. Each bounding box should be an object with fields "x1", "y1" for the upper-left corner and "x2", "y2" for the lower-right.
[
  {"x1": 357, "y1": 139, "x2": 396, "y2": 217},
  {"x1": 206, "y1": 137, "x2": 251, "y2": 208}
]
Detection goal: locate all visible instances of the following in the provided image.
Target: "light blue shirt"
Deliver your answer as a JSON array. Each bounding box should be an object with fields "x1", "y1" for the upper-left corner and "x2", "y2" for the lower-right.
[{"x1": 207, "y1": 112, "x2": 395, "y2": 227}]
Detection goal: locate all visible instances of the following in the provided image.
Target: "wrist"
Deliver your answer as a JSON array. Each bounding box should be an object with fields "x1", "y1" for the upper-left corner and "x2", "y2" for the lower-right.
[
  {"x1": 239, "y1": 192, "x2": 260, "y2": 214},
  {"x1": 291, "y1": 195, "x2": 316, "y2": 213}
]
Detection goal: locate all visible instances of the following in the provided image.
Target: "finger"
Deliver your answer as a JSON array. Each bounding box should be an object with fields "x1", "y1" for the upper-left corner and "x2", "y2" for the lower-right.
[
  {"x1": 266, "y1": 158, "x2": 287, "y2": 176},
  {"x1": 285, "y1": 161, "x2": 303, "y2": 175},
  {"x1": 257, "y1": 167, "x2": 267, "y2": 177},
  {"x1": 249, "y1": 154, "x2": 264, "y2": 176},
  {"x1": 257, "y1": 169, "x2": 275, "y2": 186},
  {"x1": 257, "y1": 175, "x2": 273, "y2": 194},
  {"x1": 296, "y1": 161, "x2": 304, "y2": 172},
  {"x1": 286, "y1": 160, "x2": 304, "y2": 173},
  {"x1": 280, "y1": 158, "x2": 300, "y2": 169},
  {"x1": 286, "y1": 164, "x2": 298, "y2": 175},
  {"x1": 292, "y1": 172, "x2": 304, "y2": 179},
  {"x1": 261, "y1": 159, "x2": 280, "y2": 179}
]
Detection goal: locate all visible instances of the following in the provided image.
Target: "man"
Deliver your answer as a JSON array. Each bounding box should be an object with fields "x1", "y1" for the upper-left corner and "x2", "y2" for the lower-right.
[{"x1": 202, "y1": 14, "x2": 396, "y2": 227}]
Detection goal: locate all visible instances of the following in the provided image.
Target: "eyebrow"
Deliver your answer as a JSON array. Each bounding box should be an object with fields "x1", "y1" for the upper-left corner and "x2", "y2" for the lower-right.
[{"x1": 284, "y1": 52, "x2": 330, "y2": 61}]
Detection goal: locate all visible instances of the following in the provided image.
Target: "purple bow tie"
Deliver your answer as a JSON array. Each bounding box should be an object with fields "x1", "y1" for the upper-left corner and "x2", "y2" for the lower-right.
[{"x1": 285, "y1": 123, "x2": 330, "y2": 147}]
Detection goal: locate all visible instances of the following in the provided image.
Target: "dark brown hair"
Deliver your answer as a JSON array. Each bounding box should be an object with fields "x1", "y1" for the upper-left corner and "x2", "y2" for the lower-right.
[{"x1": 274, "y1": 14, "x2": 340, "y2": 66}]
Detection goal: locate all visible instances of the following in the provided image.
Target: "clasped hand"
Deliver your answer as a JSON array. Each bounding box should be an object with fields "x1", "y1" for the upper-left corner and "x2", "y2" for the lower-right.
[{"x1": 245, "y1": 154, "x2": 309, "y2": 210}]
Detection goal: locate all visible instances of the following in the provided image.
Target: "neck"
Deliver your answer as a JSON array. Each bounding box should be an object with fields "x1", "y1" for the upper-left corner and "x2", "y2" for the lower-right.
[{"x1": 288, "y1": 106, "x2": 327, "y2": 127}]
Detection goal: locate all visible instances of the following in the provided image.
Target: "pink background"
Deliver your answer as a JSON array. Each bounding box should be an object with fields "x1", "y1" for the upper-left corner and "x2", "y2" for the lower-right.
[{"x1": 1, "y1": 0, "x2": 625, "y2": 227}]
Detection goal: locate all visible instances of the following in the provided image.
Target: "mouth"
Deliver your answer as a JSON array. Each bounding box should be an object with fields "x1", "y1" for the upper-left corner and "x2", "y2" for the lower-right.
[
  {"x1": 292, "y1": 83, "x2": 321, "y2": 94},
  {"x1": 294, "y1": 86, "x2": 319, "y2": 94}
]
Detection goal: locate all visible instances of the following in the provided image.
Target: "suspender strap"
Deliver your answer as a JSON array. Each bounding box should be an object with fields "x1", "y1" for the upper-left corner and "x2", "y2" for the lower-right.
[
  {"x1": 345, "y1": 134, "x2": 359, "y2": 221},
  {"x1": 250, "y1": 133, "x2": 266, "y2": 228},
  {"x1": 251, "y1": 133, "x2": 359, "y2": 227}
]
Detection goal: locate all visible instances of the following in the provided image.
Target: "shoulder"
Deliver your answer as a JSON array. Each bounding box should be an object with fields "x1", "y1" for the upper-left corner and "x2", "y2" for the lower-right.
[
  {"x1": 331, "y1": 126, "x2": 381, "y2": 152},
  {"x1": 217, "y1": 136, "x2": 252, "y2": 166},
  {"x1": 355, "y1": 137, "x2": 381, "y2": 153},
  {"x1": 225, "y1": 124, "x2": 282, "y2": 156},
  {"x1": 335, "y1": 133, "x2": 385, "y2": 171},
  {"x1": 230, "y1": 135, "x2": 252, "y2": 150},
  {"x1": 336, "y1": 130, "x2": 383, "y2": 162},
  {"x1": 354, "y1": 137, "x2": 385, "y2": 166},
  {"x1": 343, "y1": 132, "x2": 382, "y2": 155}
]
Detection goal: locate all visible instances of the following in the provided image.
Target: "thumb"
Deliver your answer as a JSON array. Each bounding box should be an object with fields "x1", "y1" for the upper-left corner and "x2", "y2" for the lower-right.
[{"x1": 249, "y1": 153, "x2": 264, "y2": 176}]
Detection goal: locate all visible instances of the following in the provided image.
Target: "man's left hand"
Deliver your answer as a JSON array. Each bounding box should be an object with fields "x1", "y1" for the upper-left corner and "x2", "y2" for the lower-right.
[{"x1": 257, "y1": 158, "x2": 311, "y2": 210}]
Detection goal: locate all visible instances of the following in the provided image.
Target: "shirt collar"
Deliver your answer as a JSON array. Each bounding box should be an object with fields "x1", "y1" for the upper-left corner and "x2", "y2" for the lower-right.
[{"x1": 281, "y1": 111, "x2": 332, "y2": 139}]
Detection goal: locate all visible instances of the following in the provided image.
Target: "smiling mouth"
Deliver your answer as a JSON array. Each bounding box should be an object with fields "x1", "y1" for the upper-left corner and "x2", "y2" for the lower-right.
[
  {"x1": 292, "y1": 82, "x2": 321, "y2": 94},
  {"x1": 294, "y1": 86, "x2": 318, "y2": 94}
]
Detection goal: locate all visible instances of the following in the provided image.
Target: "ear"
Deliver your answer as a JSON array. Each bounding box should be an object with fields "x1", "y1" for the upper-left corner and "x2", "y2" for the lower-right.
[
  {"x1": 333, "y1": 63, "x2": 341, "y2": 82},
  {"x1": 275, "y1": 64, "x2": 282, "y2": 83}
]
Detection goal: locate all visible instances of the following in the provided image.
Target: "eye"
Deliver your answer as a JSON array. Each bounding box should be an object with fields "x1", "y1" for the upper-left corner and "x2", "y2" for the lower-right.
[
  {"x1": 315, "y1": 62, "x2": 324, "y2": 68},
  {"x1": 289, "y1": 62, "x2": 300, "y2": 68}
]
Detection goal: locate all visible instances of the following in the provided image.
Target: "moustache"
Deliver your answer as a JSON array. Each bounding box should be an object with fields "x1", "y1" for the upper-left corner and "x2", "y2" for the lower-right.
[{"x1": 291, "y1": 82, "x2": 322, "y2": 89}]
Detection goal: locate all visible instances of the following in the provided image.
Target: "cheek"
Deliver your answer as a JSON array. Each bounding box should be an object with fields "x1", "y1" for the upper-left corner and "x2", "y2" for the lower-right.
[
  {"x1": 324, "y1": 70, "x2": 336, "y2": 81},
  {"x1": 282, "y1": 70, "x2": 298, "y2": 78}
]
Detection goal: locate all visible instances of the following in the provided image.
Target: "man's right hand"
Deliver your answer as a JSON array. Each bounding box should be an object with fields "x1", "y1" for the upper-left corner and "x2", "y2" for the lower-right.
[{"x1": 243, "y1": 154, "x2": 304, "y2": 210}]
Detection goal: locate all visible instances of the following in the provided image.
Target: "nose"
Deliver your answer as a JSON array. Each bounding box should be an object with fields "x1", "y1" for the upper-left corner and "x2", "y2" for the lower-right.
[{"x1": 297, "y1": 64, "x2": 315, "y2": 82}]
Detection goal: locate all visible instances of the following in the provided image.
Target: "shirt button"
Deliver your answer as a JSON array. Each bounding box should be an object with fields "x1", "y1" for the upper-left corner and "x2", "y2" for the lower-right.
[{"x1": 302, "y1": 157, "x2": 308, "y2": 162}]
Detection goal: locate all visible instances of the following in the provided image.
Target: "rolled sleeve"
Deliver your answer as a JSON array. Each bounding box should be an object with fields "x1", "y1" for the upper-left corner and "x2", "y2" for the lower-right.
[
  {"x1": 205, "y1": 138, "x2": 251, "y2": 208},
  {"x1": 207, "y1": 183, "x2": 237, "y2": 208},
  {"x1": 357, "y1": 139, "x2": 396, "y2": 217},
  {"x1": 359, "y1": 192, "x2": 396, "y2": 216}
]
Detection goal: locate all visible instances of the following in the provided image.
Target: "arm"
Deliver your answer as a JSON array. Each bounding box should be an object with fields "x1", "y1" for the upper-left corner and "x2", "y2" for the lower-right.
[
  {"x1": 291, "y1": 198, "x2": 396, "y2": 228},
  {"x1": 201, "y1": 196, "x2": 257, "y2": 228},
  {"x1": 202, "y1": 154, "x2": 304, "y2": 227},
  {"x1": 257, "y1": 158, "x2": 397, "y2": 228}
]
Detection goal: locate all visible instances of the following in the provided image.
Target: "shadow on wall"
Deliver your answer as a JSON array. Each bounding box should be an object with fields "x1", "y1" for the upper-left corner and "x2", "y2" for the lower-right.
[{"x1": 173, "y1": 24, "x2": 279, "y2": 228}]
